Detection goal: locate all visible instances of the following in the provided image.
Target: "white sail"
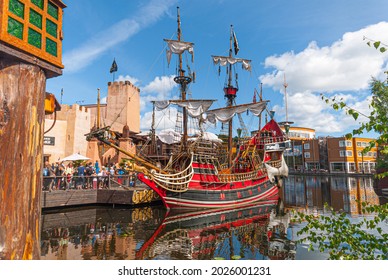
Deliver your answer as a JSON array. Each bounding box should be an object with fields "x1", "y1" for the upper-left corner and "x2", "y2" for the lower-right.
[
  {"x1": 165, "y1": 39, "x2": 194, "y2": 65},
  {"x1": 154, "y1": 99, "x2": 215, "y2": 118},
  {"x1": 205, "y1": 101, "x2": 267, "y2": 124},
  {"x1": 212, "y1": 55, "x2": 251, "y2": 71}
]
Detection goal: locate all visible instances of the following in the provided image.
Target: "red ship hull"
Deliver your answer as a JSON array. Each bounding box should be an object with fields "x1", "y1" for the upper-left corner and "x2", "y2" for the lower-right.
[{"x1": 137, "y1": 159, "x2": 280, "y2": 209}]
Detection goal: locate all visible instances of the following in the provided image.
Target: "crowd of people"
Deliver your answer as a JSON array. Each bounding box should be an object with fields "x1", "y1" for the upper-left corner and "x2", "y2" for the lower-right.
[{"x1": 42, "y1": 160, "x2": 136, "y2": 191}]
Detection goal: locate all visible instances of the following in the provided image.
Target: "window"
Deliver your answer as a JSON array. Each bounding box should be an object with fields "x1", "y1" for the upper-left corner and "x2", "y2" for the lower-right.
[
  {"x1": 346, "y1": 150, "x2": 353, "y2": 156},
  {"x1": 348, "y1": 163, "x2": 356, "y2": 173},
  {"x1": 9, "y1": 0, "x2": 25, "y2": 19},
  {"x1": 28, "y1": 28, "x2": 41, "y2": 48},
  {"x1": 7, "y1": 17, "x2": 23, "y2": 39},
  {"x1": 340, "y1": 150, "x2": 346, "y2": 157},
  {"x1": 304, "y1": 143, "x2": 310, "y2": 149},
  {"x1": 346, "y1": 140, "x2": 352, "y2": 147},
  {"x1": 304, "y1": 152, "x2": 310, "y2": 158},
  {"x1": 330, "y1": 162, "x2": 345, "y2": 172},
  {"x1": 357, "y1": 142, "x2": 362, "y2": 147},
  {"x1": 339, "y1": 140, "x2": 345, "y2": 147},
  {"x1": 358, "y1": 152, "x2": 362, "y2": 157}
]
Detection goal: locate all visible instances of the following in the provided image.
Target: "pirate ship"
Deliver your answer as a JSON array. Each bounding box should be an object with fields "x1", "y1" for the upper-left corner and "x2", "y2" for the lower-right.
[{"x1": 86, "y1": 8, "x2": 290, "y2": 209}]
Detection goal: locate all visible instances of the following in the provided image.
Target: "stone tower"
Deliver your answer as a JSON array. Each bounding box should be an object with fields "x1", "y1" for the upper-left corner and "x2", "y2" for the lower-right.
[{"x1": 106, "y1": 81, "x2": 140, "y2": 133}]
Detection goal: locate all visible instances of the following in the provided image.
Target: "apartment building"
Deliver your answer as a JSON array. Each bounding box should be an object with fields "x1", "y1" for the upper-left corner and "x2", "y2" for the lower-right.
[
  {"x1": 326, "y1": 137, "x2": 377, "y2": 174},
  {"x1": 281, "y1": 126, "x2": 378, "y2": 174}
]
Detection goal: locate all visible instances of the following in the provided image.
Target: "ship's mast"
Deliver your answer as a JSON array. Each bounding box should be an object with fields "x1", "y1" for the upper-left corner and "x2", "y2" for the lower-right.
[
  {"x1": 173, "y1": 6, "x2": 191, "y2": 149},
  {"x1": 97, "y1": 88, "x2": 101, "y2": 129},
  {"x1": 278, "y1": 73, "x2": 294, "y2": 135},
  {"x1": 284, "y1": 74, "x2": 289, "y2": 123},
  {"x1": 151, "y1": 101, "x2": 156, "y2": 154},
  {"x1": 258, "y1": 83, "x2": 263, "y2": 130},
  {"x1": 225, "y1": 25, "x2": 238, "y2": 167}
]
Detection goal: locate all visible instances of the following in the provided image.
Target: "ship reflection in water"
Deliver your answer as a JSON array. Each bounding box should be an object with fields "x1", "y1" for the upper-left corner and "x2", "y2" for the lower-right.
[
  {"x1": 137, "y1": 199, "x2": 295, "y2": 260},
  {"x1": 40, "y1": 175, "x2": 384, "y2": 260},
  {"x1": 40, "y1": 199, "x2": 295, "y2": 260}
]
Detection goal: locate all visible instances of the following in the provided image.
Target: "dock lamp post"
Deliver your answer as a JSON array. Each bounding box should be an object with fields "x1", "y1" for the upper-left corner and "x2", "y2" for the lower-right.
[{"x1": 0, "y1": 0, "x2": 66, "y2": 260}]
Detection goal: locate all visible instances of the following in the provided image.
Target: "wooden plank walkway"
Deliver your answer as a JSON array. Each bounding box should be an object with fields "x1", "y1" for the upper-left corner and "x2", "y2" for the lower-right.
[{"x1": 41, "y1": 186, "x2": 161, "y2": 209}]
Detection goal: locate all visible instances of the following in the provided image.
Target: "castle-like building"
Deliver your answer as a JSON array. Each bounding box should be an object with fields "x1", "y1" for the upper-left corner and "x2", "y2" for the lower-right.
[{"x1": 43, "y1": 80, "x2": 140, "y2": 164}]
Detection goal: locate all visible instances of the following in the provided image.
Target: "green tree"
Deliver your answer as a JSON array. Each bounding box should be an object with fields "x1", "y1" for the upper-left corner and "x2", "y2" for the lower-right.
[
  {"x1": 293, "y1": 202, "x2": 388, "y2": 260},
  {"x1": 294, "y1": 39, "x2": 388, "y2": 260}
]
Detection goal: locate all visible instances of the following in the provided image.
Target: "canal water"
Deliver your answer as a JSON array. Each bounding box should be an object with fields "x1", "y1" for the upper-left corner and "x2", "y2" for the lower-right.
[{"x1": 40, "y1": 175, "x2": 387, "y2": 260}]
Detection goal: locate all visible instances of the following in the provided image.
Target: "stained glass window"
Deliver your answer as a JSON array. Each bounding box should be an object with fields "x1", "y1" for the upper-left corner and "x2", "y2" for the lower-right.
[
  {"x1": 29, "y1": 9, "x2": 42, "y2": 29},
  {"x1": 7, "y1": 17, "x2": 24, "y2": 39},
  {"x1": 31, "y1": 0, "x2": 44, "y2": 10},
  {"x1": 46, "y1": 19, "x2": 57, "y2": 38},
  {"x1": 47, "y1": 2, "x2": 58, "y2": 20},
  {"x1": 46, "y1": 38, "x2": 57, "y2": 56},
  {"x1": 9, "y1": 0, "x2": 25, "y2": 19},
  {"x1": 28, "y1": 28, "x2": 42, "y2": 48}
]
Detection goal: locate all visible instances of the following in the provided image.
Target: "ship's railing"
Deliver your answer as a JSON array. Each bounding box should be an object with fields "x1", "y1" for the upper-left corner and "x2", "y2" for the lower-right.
[
  {"x1": 217, "y1": 169, "x2": 267, "y2": 183},
  {"x1": 254, "y1": 136, "x2": 288, "y2": 146},
  {"x1": 150, "y1": 154, "x2": 194, "y2": 192},
  {"x1": 265, "y1": 159, "x2": 282, "y2": 169}
]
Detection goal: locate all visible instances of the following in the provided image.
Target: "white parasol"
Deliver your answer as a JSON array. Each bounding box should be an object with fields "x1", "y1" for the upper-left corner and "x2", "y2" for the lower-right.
[{"x1": 60, "y1": 153, "x2": 90, "y2": 162}]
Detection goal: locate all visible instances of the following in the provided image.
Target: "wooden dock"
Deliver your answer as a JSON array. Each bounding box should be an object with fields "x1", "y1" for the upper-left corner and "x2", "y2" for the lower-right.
[{"x1": 41, "y1": 187, "x2": 161, "y2": 209}]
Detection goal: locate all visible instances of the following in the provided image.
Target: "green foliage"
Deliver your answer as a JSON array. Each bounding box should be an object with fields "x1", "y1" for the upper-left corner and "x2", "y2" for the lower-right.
[
  {"x1": 292, "y1": 202, "x2": 388, "y2": 260},
  {"x1": 321, "y1": 78, "x2": 388, "y2": 178},
  {"x1": 365, "y1": 37, "x2": 388, "y2": 54}
]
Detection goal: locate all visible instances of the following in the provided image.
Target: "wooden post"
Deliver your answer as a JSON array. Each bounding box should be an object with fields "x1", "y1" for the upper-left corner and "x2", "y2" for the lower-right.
[
  {"x1": 0, "y1": 58, "x2": 46, "y2": 259},
  {"x1": 0, "y1": 0, "x2": 66, "y2": 260}
]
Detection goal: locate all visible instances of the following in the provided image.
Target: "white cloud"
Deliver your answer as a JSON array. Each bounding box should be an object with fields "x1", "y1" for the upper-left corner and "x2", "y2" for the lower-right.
[
  {"x1": 139, "y1": 75, "x2": 178, "y2": 111},
  {"x1": 100, "y1": 97, "x2": 107, "y2": 104},
  {"x1": 63, "y1": 0, "x2": 177, "y2": 73},
  {"x1": 122, "y1": 74, "x2": 177, "y2": 131},
  {"x1": 261, "y1": 22, "x2": 388, "y2": 93},
  {"x1": 273, "y1": 90, "x2": 371, "y2": 134},
  {"x1": 260, "y1": 21, "x2": 388, "y2": 135},
  {"x1": 115, "y1": 75, "x2": 140, "y2": 85}
]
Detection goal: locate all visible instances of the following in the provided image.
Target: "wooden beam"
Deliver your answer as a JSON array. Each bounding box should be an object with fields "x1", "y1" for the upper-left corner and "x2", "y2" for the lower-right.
[
  {"x1": 0, "y1": 58, "x2": 46, "y2": 259},
  {"x1": 0, "y1": 42, "x2": 62, "y2": 78}
]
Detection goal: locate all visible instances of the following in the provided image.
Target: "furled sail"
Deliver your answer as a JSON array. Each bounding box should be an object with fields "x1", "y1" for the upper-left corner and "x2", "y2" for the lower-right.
[
  {"x1": 165, "y1": 39, "x2": 194, "y2": 65},
  {"x1": 154, "y1": 99, "x2": 215, "y2": 118},
  {"x1": 205, "y1": 101, "x2": 267, "y2": 124},
  {"x1": 212, "y1": 55, "x2": 251, "y2": 71}
]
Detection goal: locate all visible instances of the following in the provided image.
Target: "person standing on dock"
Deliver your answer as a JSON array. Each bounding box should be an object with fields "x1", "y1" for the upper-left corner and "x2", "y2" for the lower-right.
[
  {"x1": 77, "y1": 164, "x2": 86, "y2": 189},
  {"x1": 54, "y1": 162, "x2": 65, "y2": 190},
  {"x1": 85, "y1": 162, "x2": 94, "y2": 189},
  {"x1": 95, "y1": 160, "x2": 100, "y2": 174},
  {"x1": 64, "y1": 163, "x2": 75, "y2": 190}
]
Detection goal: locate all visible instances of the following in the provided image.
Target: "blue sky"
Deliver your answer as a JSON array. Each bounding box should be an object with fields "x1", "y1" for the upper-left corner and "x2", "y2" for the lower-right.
[{"x1": 46, "y1": 0, "x2": 388, "y2": 137}]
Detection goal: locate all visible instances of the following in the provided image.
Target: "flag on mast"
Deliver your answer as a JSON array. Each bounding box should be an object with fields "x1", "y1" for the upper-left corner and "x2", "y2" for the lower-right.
[
  {"x1": 110, "y1": 58, "x2": 118, "y2": 73},
  {"x1": 233, "y1": 31, "x2": 240, "y2": 55}
]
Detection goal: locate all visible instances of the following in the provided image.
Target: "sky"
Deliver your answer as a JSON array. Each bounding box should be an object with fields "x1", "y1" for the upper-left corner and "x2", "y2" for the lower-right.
[{"x1": 46, "y1": 0, "x2": 388, "y2": 138}]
